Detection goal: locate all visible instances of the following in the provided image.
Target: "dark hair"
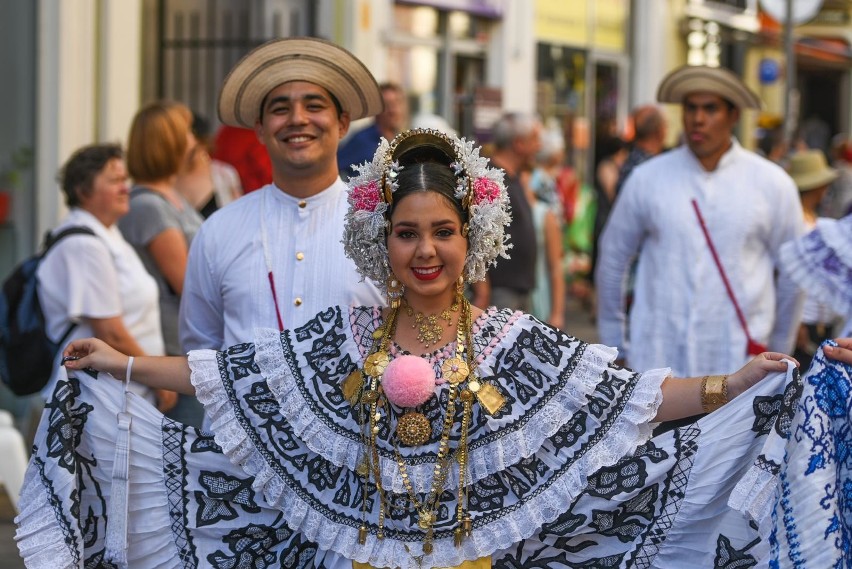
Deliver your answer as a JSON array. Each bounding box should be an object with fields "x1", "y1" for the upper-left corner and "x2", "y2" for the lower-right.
[
  {"x1": 390, "y1": 145, "x2": 465, "y2": 222},
  {"x1": 59, "y1": 143, "x2": 124, "y2": 207},
  {"x1": 633, "y1": 106, "x2": 665, "y2": 141}
]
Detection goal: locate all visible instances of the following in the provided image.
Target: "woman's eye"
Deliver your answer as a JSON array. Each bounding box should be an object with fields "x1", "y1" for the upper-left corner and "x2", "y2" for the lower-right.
[
  {"x1": 436, "y1": 228, "x2": 454, "y2": 238},
  {"x1": 396, "y1": 231, "x2": 415, "y2": 239}
]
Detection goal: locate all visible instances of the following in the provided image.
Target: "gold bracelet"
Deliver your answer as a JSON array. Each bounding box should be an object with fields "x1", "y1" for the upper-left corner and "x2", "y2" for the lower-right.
[{"x1": 701, "y1": 375, "x2": 728, "y2": 414}]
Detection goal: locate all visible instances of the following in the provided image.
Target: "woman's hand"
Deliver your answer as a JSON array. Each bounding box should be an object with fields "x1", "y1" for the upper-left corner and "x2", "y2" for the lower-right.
[
  {"x1": 825, "y1": 338, "x2": 852, "y2": 365},
  {"x1": 727, "y1": 351, "x2": 798, "y2": 399},
  {"x1": 63, "y1": 337, "x2": 129, "y2": 380}
]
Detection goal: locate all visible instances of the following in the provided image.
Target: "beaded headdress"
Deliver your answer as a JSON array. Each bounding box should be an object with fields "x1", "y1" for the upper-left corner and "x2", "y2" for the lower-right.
[{"x1": 342, "y1": 128, "x2": 512, "y2": 290}]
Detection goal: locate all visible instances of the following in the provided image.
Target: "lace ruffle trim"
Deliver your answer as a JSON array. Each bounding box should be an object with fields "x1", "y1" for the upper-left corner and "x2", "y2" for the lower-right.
[{"x1": 14, "y1": 467, "x2": 79, "y2": 569}]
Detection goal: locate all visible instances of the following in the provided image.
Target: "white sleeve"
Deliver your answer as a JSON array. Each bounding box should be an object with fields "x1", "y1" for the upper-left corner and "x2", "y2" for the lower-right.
[
  {"x1": 54, "y1": 236, "x2": 123, "y2": 320},
  {"x1": 595, "y1": 175, "x2": 646, "y2": 359},
  {"x1": 179, "y1": 223, "x2": 225, "y2": 351}
]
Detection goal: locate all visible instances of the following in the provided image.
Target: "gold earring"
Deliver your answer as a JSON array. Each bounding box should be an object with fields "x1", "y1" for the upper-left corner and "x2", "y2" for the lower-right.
[
  {"x1": 386, "y1": 275, "x2": 404, "y2": 309},
  {"x1": 456, "y1": 275, "x2": 465, "y2": 296},
  {"x1": 461, "y1": 223, "x2": 470, "y2": 238}
]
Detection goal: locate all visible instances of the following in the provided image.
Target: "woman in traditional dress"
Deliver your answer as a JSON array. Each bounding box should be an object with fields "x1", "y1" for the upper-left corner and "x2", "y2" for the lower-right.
[{"x1": 17, "y1": 129, "x2": 823, "y2": 568}]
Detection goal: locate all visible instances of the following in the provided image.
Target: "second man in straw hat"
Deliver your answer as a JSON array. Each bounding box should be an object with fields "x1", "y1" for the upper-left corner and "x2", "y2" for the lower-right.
[
  {"x1": 179, "y1": 38, "x2": 385, "y2": 352},
  {"x1": 596, "y1": 65, "x2": 805, "y2": 380}
]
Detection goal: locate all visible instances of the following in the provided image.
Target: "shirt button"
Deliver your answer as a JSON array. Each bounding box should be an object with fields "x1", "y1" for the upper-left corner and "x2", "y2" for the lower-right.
[
  {"x1": 294, "y1": 297, "x2": 303, "y2": 306},
  {"x1": 296, "y1": 252, "x2": 305, "y2": 261},
  {"x1": 298, "y1": 200, "x2": 307, "y2": 208}
]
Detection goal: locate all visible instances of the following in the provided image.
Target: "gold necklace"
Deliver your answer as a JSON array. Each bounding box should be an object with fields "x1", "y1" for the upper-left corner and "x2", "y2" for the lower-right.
[
  {"x1": 352, "y1": 294, "x2": 507, "y2": 559},
  {"x1": 403, "y1": 297, "x2": 460, "y2": 349}
]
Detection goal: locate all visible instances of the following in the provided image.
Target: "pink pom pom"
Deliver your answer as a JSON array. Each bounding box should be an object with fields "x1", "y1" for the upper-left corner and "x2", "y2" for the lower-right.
[{"x1": 382, "y1": 355, "x2": 436, "y2": 408}]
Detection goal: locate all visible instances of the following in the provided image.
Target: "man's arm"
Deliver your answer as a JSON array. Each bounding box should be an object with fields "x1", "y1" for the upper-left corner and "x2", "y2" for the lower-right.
[
  {"x1": 595, "y1": 177, "x2": 646, "y2": 360},
  {"x1": 179, "y1": 225, "x2": 225, "y2": 351}
]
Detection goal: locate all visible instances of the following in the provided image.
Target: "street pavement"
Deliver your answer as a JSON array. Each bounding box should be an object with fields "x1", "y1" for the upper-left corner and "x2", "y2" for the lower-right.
[{"x1": 0, "y1": 297, "x2": 600, "y2": 567}]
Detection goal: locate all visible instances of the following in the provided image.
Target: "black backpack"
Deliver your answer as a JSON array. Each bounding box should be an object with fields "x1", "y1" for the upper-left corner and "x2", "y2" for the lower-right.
[{"x1": 0, "y1": 226, "x2": 96, "y2": 395}]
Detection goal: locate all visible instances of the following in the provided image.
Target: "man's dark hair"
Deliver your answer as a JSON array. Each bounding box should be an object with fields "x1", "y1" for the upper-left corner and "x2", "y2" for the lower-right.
[
  {"x1": 633, "y1": 107, "x2": 665, "y2": 141},
  {"x1": 58, "y1": 143, "x2": 124, "y2": 207}
]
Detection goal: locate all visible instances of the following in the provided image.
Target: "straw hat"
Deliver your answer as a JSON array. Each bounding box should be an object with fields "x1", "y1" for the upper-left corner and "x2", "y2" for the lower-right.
[
  {"x1": 788, "y1": 149, "x2": 839, "y2": 192},
  {"x1": 657, "y1": 65, "x2": 761, "y2": 110},
  {"x1": 218, "y1": 37, "x2": 383, "y2": 128}
]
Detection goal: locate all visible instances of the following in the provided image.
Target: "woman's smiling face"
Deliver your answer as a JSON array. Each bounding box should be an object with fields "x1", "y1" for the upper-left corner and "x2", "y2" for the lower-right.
[{"x1": 387, "y1": 191, "x2": 468, "y2": 310}]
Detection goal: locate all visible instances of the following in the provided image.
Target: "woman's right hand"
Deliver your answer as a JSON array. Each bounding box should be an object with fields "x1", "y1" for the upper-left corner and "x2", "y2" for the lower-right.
[{"x1": 63, "y1": 337, "x2": 130, "y2": 380}]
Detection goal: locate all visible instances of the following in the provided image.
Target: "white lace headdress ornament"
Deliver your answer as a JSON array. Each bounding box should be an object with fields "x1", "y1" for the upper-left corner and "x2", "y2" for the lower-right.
[{"x1": 342, "y1": 128, "x2": 512, "y2": 291}]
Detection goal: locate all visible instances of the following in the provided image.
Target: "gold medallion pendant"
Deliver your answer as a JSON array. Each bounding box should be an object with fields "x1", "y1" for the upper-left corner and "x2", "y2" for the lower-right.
[
  {"x1": 442, "y1": 357, "x2": 469, "y2": 384},
  {"x1": 396, "y1": 411, "x2": 431, "y2": 446},
  {"x1": 364, "y1": 351, "x2": 390, "y2": 377}
]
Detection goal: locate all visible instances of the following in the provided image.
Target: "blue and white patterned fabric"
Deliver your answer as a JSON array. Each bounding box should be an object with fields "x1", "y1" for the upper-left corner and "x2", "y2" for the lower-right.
[
  {"x1": 15, "y1": 306, "x2": 800, "y2": 568},
  {"x1": 770, "y1": 341, "x2": 852, "y2": 568}
]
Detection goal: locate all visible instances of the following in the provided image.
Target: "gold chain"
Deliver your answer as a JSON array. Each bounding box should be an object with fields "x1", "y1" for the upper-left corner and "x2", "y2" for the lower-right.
[
  {"x1": 403, "y1": 297, "x2": 460, "y2": 349},
  {"x1": 357, "y1": 294, "x2": 476, "y2": 558}
]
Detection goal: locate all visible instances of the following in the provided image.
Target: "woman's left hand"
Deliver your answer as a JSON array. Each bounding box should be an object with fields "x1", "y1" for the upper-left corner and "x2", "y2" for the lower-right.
[
  {"x1": 727, "y1": 352, "x2": 798, "y2": 400},
  {"x1": 825, "y1": 338, "x2": 852, "y2": 365}
]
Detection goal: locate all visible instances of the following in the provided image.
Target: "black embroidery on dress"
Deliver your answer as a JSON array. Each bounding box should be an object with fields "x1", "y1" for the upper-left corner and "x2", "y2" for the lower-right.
[
  {"x1": 206, "y1": 520, "x2": 294, "y2": 568},
  {"x1": 45, "y1": 379, "x2": 94, "y2": 473},
  {"x1": 775, "y1": 370, "x2": 803, "y2": 438},
  {"x1": 162, "y1": 418, "x2": 198, "y2": 568},
  {"x1": 195, "y1": 471, "x2": 261, "y2": 527},
  {"x1": 190, "y1": 432, "x2": 222, "y2": 454},
  {"x1": 294, "y1": 306, "x2": 337, "y2": 341},
  {"x1": 589, "y1": 486, "x2": 658, "y2": 543},
  {"x1": 244, "y1": 382, "x2": 279, "y2": 419},
  {"x1": 222, "y1": 343, "x2": 260, "y2": 381},
  {"x1": 278, "y1": 531, "x2": 322, "y2": 568},
  {"x1": 713, "y1": 534, "x2": 758, "y2": 568},
  {"x1": 586, "y1": 440, "x2": 668, "y2": 498},
  {"x1": 751, "y1": 394, "x2": 783, "y2": 436}
]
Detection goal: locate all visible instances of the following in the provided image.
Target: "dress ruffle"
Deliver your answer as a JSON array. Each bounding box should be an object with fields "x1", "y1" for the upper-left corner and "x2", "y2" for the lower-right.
[{"x1": 779, "y1": 214, "x2": 852, "y2": 318}]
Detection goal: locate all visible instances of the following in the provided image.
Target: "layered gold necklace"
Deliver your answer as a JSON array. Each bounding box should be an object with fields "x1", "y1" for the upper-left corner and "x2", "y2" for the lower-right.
[
  {"x1": 403, "y1": 297, "x2": 460, "y2": 349},
  {"x1": 344, "y1": 294, "x2": 507, "y2": 561}
]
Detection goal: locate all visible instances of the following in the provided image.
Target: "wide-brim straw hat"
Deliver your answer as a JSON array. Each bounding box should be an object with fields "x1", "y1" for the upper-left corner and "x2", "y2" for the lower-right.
[
  {"x1": 657, "y1": 65, "x2": 762, "y2": 110},
  {"x1": 788, "y1": 149, "x2": 839, "y2": 191},
  {"x1": 218, "y1": 37, "x2": 382, "y2": 128}
]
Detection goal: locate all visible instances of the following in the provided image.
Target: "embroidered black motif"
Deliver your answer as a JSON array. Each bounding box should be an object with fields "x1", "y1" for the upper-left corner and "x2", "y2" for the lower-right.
[
  {"x1": 713, "y1": 534, "x2": 758, "y2": 568},
  {"x1": 775, "y1": 370, "x2": 803, "y2": 438},
  {"x1": 294, "y1": 306, "x2": 338, "y2": 342},
  {"x1": 45, "y1": 379, "x2": 94, "y2": 473},
  {"x1": 586, "y1": 441, "x2": 669, "y2": 499},
  {"x1": 206, "y1": 522, "x2": 294, "y2": 568},
  {"x1": 244, "y1": 382, "x2": 279, "y2": 419},
  {"x1": 279, "y1": 532, "x2": 321, "y2": 567},
  {"x1": 195, "y1": 471, "x2": 261, "y2": 527},
  {"x1": 590, "y1": 486, "x2": 658, "y2": 543},
  {"x1": 751, "y1": 394, "x2": 783, "y2": 436},
  {"x1": 222, "y1": 343, "x2": 260, "y2": 381},
  {"x1": 190, "y1": 433, "x2": 222, "y2": 454}
]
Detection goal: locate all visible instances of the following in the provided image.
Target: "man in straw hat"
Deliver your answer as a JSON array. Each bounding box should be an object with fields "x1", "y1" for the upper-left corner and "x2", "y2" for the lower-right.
[
  {"x1": 596, "y1": 65, "x2": 805, "y2": 381},
  {"x1": 179, "y1": 37, "x2": 384, "y2": 352}
]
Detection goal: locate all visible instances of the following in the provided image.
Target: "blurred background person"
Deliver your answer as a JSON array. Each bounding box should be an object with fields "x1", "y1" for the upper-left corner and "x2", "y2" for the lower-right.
[
  {"x1": 787, "y1": 149, "x2": 843, "y2": 369},
  {"x1": 591, "y1": 135, "x2": 628, "y2": 277},
  {"x1": 337, "y1": 82, "x2": 408, "y2": 179},
  {"x1": 37, "y1": 144, "x2": 166, "y2": 408},
  {"x1": 757, "y1": 124, "x2": 789, "y2": 166},
  {"x1": 120, "y1": 101, "x2": 203, "y2": 426},
  {"x1": 486, "y1": 112, "x2": 541, "y2": 312},
  {"x1": 528, "y1": 186, "x2": 565, "y2": 329},
  {"x1": 821, "y1": 134, "x2": 852, "y2": 219},
  {"x1": 177, "y1": 112, "x2": 244, "y2": 218},
  {"x1": 616, "y1": 105, "x2": 667, "y2": 193},
  {"x1": 212, "y1": 123, "x2": 272, "y2": 194}
]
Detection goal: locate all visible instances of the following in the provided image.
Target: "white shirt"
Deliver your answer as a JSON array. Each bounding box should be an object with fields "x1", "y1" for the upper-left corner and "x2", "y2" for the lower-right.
[
  {"x1": 596, "y1": 141, "x2": 805, "y2": 376},
  {"x1": 37, "y1": 208, "x2": 164, "y2": 397},
  {"x1": 179, "y1": 180, "x2": 384, "y2": 351}
]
